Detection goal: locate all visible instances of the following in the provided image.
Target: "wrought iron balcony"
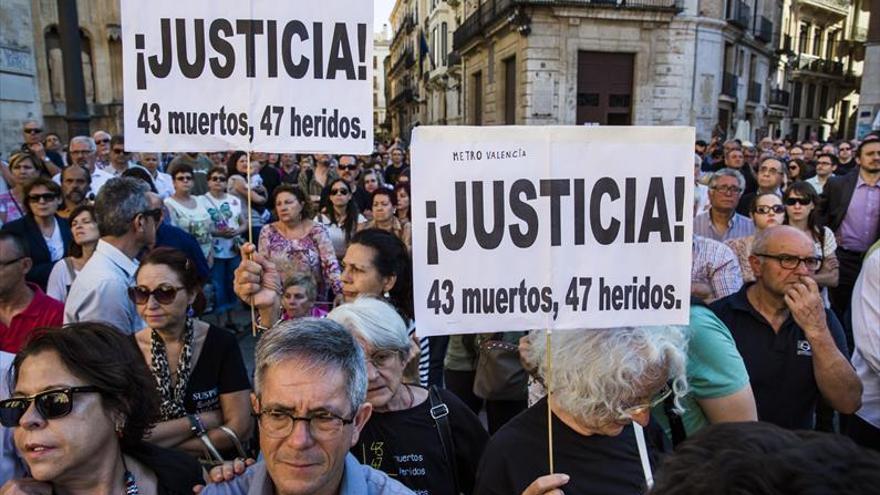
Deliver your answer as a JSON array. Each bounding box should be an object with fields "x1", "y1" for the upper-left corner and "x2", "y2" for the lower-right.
[
  {"x1": 722, "y1": 72, "x2": 738, "y2": 98},
  {"x1": 755, "y1": 16, "x2": 772, "y2": 43},
  {"x1": 453, "y1": 0, "x2": 679, "y2": 51},
  {"x1": 747, "y1": 81, "x2": 762, "y2": 103},
  {"x1": 794, "y1": 54, "x2": 844, "y2": 76},
  {"x1": 801, "y1": 0, "x2": 850, "y2": 16},
  {"x1": 769, "y1": 89, "x2": 790, "y2": 108},
  {"x1": 726, "y1": 0, "x2": 750, "y2": 29}
]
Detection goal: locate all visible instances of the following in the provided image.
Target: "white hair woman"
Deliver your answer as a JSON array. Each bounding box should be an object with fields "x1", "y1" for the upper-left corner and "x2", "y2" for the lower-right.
[
  {"x1": 475, "y1": 326, "x2": 688, "y2": 495},
  {"x1": 328, "y1": 297, "x2": 488, "y2": 495}
]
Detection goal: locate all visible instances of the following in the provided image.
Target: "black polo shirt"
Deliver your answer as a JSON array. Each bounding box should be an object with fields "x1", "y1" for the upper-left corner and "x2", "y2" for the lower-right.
[{"x1": 710, "y1": 284, "x2": 849, "y2": 429}]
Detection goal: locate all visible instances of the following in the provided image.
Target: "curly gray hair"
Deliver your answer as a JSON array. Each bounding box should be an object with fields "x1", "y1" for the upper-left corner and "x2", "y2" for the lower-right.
[{"x1": 527, "y1": 326, "x2": 688, "y2": 427}]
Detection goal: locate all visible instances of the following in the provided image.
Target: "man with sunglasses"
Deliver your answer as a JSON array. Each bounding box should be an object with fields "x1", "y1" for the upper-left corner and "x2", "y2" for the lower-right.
[
  {"x1": 337, "y1": 155, "x2": 371, "y2": 214},
  {"x1": 20, "y1": 120, "x2": 63, "y2": 172},
  {"x1": 0, "y1": 232, "x2": 63, "y2": 354},
  {"x1": 835, "y1": 140, "x2": 856, "y2": 175},
  {"x1": 107, "y1": 135, "x2": 134, "y2": 177},
  {"x1": 64, "y1": 178, "x2": 158, "y2": 334},
  {"x1": 92, "y1": 130, "x2": 112, "y2": 171},
  {"x1": 710, "y1": 226, "x2": 861, "y2": 429}
]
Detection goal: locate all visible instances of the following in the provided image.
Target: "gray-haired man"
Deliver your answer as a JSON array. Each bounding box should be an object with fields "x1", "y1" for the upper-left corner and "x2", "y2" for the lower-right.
[{"x1": 201, "y1": 318, "x2": 413, "y2": 495}]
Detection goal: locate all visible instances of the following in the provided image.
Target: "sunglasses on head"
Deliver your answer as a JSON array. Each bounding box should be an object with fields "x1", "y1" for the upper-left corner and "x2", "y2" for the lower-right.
[
  {"x1": 27, "y1": 193, "x2": 58, "y2": 203},
  {"x1": 23, "y1": 128, "x2": 42, "y2": 134},
  {"x1": 0, "y1": 386, "x2": 101, "y2": 427},
  {"x1": 128, "y1": 285, "x2": 186, "y2": 305},
  {"x1": 785, "y1": 197, "x2": 812, "y2": 206}
]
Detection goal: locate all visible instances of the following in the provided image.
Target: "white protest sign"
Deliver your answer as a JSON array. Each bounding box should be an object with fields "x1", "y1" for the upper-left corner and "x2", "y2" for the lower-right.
[
  {"x1": 121, "y1": 0, "x2": 373, "y2": 154},
  {"x1": 411, "y1": 126, "x2": 694, "y2": 336}
]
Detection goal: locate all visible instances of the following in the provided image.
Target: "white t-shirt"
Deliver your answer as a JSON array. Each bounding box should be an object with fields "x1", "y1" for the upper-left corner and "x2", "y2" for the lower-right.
[
  {"x1": 46, "y1": 258, "x2": 79, "y2": 303},
  {"x1": 164, "y1": 196, "x2": 214, "y2": 258},
  {"x1": 43, "y1": 218, "x2": 64, "y2": 262},
  {"x1": 316, "y1": 213, "x2": 366, "y2": 258},
  {"x1": 153, "y1": 171, "x2": 175, "y2": 198},
  {"x1": 197, "y1": 193, "x2": 243, "y2": 259}
]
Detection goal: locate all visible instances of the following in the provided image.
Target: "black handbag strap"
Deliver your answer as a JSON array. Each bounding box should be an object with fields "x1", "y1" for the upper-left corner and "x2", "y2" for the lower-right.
[
  {"x1": 428, "y1": 385, "x2": 460, "y2": 494},
  {"x1": 662, "y1": 383, "x2": 687, "y2": 447}
]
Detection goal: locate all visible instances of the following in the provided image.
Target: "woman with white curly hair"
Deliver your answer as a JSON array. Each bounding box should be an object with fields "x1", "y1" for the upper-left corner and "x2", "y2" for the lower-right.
[{"x1": 474, "y1": 326, "x2": 688, "y2": 495}]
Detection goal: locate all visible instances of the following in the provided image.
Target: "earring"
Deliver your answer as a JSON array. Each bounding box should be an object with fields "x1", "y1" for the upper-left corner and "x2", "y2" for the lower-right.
[
  {"x1": 187, "y1": 305, "x2": 195, "y2": 318},
  {"x1": 115, "y1": 420, "x2": 125, "y2": 438},
  {"x1": 383, "y1": 291, "x2": 390, "y2": 299}
]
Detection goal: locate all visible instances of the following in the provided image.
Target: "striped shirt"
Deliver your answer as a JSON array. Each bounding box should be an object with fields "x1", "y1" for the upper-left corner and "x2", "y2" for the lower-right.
[
  {"x1": 694, "y1": 209, "x2": 755, "y2": 242},
  {"x1": 692, "y1": 235, "x2": 744, "y2": 302}
]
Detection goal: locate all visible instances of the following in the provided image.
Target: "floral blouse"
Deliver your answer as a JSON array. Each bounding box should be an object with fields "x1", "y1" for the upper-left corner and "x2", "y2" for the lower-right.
[{"x1": 258, "y1": 222, "x2": 343, "y2": 298}]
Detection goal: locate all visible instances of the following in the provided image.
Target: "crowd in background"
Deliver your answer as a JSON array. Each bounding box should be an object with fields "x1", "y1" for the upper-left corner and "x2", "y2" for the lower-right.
[{"x1": 0, "y1": 120, "x2": 877, "y2": 494}]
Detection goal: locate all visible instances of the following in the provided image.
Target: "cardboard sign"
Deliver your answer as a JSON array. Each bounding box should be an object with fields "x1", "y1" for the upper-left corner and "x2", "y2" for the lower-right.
[
  {"x1": 122, "y1": 0, "x2": 373, "y2": 154},
  {"x1": 411, "y1": 126, "x2": 695, "y2": 335}
]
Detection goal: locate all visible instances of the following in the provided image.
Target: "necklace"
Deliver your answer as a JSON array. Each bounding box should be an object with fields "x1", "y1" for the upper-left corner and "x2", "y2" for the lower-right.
[{"x1": 122, "y1": 456, "x2": 139, "y2": 495}]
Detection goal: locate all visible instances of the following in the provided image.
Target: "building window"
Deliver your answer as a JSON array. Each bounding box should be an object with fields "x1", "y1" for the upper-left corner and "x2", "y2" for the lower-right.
[
  {"x1": 819, "y1": 85, "x2": 829, "y2": 114},
  {"x1": 473, "y1": 71, "x2": 483, "y2": 125},
  {"x1": 812, "y1": 27, "x2": 823, "y2": 57},
  {"x1": 806, "y1": 83, "x2": 816, "y2": 118},
  {"x1": 826, "y1": 31, "x2": 837, "y2": 60},
  {"x1": 441, "y1": 22, "x2": 448, "y2": 66},
  {"x1": 503, "y1": 57, "x2": 516, "y2": 125},
  {"x1": 798, "y1": 23, "x2": 809, "y2": 55},
  {"x1": 792, "y1": 82, "x2": 802, "y2": 117}
]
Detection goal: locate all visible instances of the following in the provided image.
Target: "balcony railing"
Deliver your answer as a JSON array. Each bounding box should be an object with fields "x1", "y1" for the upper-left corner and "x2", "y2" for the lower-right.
[
  {"x1": 726, "y1": 0, "x2": 750, "y2": 29},
  {"x1": 389, "y1": 46, "x2": 415, "y2": 75},
  {"x1": 795, "y1": 54, "x2": 844, "y2": 76},
  {"x1": 802, "y1": 0, "x2": 850, "y2": 15},
  {"x1": 453, "y1": 0, "x2": 679, "y2": 51},
  {"x1": 448, "y1": 51, "x2": 462, "y2": 66},
  {"x1": 747, "y1": 81, "x2": 762, "y2": 103},
  {"x1": 389, "y1": 87, "x2": 414, "y2": 107},
  {"x1": 769, "y1": 89, "x2": 790, "y2": 108},
  {"x1": 722, "y1": 72, "x2": 738, "y2": 98},
  {"x1": 755, "y1": 16, "x2": 772, "y2": 43}
]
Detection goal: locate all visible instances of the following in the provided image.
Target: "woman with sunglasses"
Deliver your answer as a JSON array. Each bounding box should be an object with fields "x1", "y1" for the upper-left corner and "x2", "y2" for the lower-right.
[
  {"x1": 165, "y1": 164, "x2": 214, "y2": 267},
  {"x1": 358, "y1": 189, "x2": 412, "y2": 251},
  {"x1": 0, "y1": 322, "x2": 204, "y2": 493},
  {"x1": 1, "y1": 177, "x2": 71, "y2": 291},
  {"x1": 198, "y1": 166, "x2": 247, "y2": 328},
  {"x1": 131, "y1": 247, "x2": 252, "y2": 462},
  {"x1": 45, "y1": 204, "x2": 99, "y2": 303},
  {"x1": 725, "y1": 193, "x2": 786, "y2": 283},
  {"x1": 0, "y1": 153, "x2": 44, "y2": 226},
  {"x1": 316, "y1": 178, "x2": 366, "y2": 259},
  {"x1": 328, "y1": 296, "x2": 488, "y2": 495},
  {"x1": 783, "y1": 182, "x2": 839, "y2": 297},
  {"x1": 786, "y1": 158, "x2": 807, "y2": 185}
]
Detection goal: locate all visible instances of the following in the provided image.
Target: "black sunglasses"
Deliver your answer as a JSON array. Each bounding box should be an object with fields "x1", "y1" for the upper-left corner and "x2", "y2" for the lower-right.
[
  {"x1": 785, "y1": 197, "x2": 812, "y2": 206},
  {"x1": 0, "y1": 386, "x2": 101, "y2": 427},
  {"x1": 23, "y1": 128, "x2": 42, "y2": 134},
  {"x1": 338, "y1": 164, "x2": 358, "y2": 171},
  {"x1": 27, "y1": 193, "x2": 58, "y2": 203},
  {"x1": 128, "y1": 285, "x2": 186, "y2": 305},
  {"x1": 95, "y1": 139, "x2": 110, "y2": 145},
  {"x1": 330, "y1": 187, "x2": 350, "y2": 195}
]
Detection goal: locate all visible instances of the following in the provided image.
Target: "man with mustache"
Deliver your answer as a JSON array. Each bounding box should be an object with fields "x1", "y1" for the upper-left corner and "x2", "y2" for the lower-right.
[{"x1": 56, "y1": 165, "x2": 90, "y2": 220}]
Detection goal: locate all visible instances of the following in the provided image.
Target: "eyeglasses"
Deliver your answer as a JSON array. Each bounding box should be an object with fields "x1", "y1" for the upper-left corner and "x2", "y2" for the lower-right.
[
  {"x1": 95, "y1": 139, "x2": 110, "y2": 145},
  {"x1": 0, "y1": 386, "x2": 101, "y2": 427},
  {"x1": 175, "y1": 175, "x2": 193, "y2": 182},
  {"x1": 754, "y1": 253, "x2": 823, "y2": 271},
  {"x1": 615, "y1": 384, "x2": 673, "y2": 421},
  {"x1": 111, "y1": 148, "x2": 128, "y2": 155},
  {"x1": 758, "y1": 166, "x2": 782, "y2": 175},
  {"x1": 784, "y1": 197, "x2": 812, "y2": 206},
  {"x1": 0, "y1": 256, "x2": 26, "y2": 268},
  {"x1": 23, "y1": 128, "x2": 42, "y2": 134},
  {"x1": 134, "y1": 208, "x2": 163, "y2": 223},
  {"x1": 210, "y1": 176, "x2": 227, "y2": 182},
  {"x1": 255, "y1": 409, "x2": 354, "y2": 440},
  {"x1": 27, "y1": 193, "x2": 58, "y2": 203},
  {"x1": 710, "y1": 185, "x2": 742, "y2": 195},
  {"x1": 338, "y1": 164, "x2": 358, "y2": 171},
  {"x1": 128, "y1": 285, "x2": 186, "y2": 305},
  {"x1": 753, "y1": 204, "x2": 785, "y2": 215},
  {"x1": 839, "y1": 146, "x2": 851, "y2": 151},
  {"x1": 330, "y1": 187, "x2": 350, "y2": 196},
  {"x1": 788, "y1": 165, "x2": 799, "y2": 170},
  {"x1": 367, "y1": 349, "x2": 402, "y2": 370}
]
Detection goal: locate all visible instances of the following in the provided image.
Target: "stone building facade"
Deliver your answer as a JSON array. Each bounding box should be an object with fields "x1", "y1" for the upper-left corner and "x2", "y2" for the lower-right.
[
  {"x1": 0, "y1": 0, "x2": 43, "y2": 158},
  {"x1": 375, "y1": 27, "x2": 392, "y2": 138}
]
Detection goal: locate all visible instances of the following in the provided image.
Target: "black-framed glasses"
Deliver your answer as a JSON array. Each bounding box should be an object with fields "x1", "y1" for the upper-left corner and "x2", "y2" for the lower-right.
[
  {"x1": 839, "y1": 146, "x2": 851, "y2": 151},
  {"x1": 710, "y1": 185, "x2": 742, "y2": 195},
  {"x1": 0, "y1": 386, "x2": 101, "y2": 427},
  {"x1": 23, "y1": 128, "x2": 42, "y2": 134},
  {"x1": 254, "y1": 409, "x2": 354, "y2": 439},
  {"x1": 753, "y1": 253, "x2": 823, "y2": 271},
  {"x1": 175, "y1": 175, "x2": 193, "y2": 182},
  {"x1": 0, "y1": 256, "x2": 26, "y2": 268},
  {"x1": 330, "y1": 187, "x2": 350, "y2": 196},
  {"x1": 95, "y1": 139, "x2": 110, "y2": 145},
  {"x1": 338, "y1": 164, "x2": 358, "y2": 171},
  {"x1": 753, "y1": 205, "x2": 785, "y2": 215},
  {"x1": 27, "y1": 193, "x2": 58, "y2": 203},
  {"x1": 128, "y1": 285, "x2": 186, "y2": 305},
  {"x1": 134, "y1": 208, "x2": 163, "y2": 223},
  {"x1": 210, "y1": 176, "x2": 227, "y2": 182},
  {"x1": 784, "y1": 197, "x2": 812, "y2": 206}
]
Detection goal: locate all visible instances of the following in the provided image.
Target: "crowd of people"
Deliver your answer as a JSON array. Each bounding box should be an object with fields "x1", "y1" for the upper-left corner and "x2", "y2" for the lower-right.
[{"x1": 0, "y1": 119, "x2": 878, "y2": 494}]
